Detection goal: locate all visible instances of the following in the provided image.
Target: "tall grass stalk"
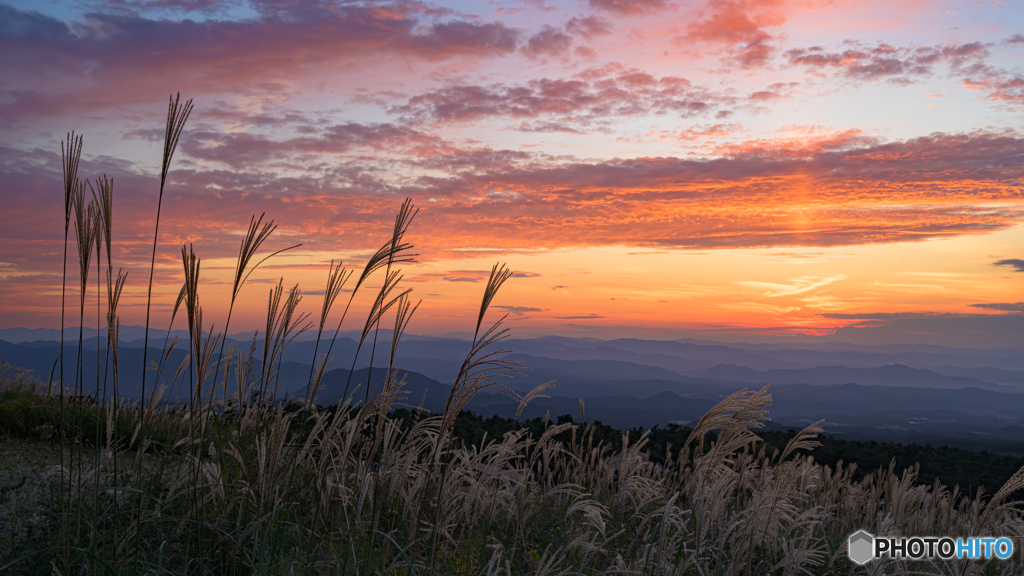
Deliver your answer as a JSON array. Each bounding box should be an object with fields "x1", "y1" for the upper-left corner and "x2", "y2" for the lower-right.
[
  {"x1": 428, "y1": 262, "x2": 525, "y2": 571},
  {"x1": 180, "y1": 243, "x2": 225, "y2": 576},
  {"x1": 92, "y1": 176, "x2": 114, "y2": 406},
  {"x1": 351, "y1": 269, "x2": 410, "y2": 406},
  {"x1": 209, "y1": 214, "x2": 300, "y2": 399},
  {"x1": 363, "y1": 200, "x2": 417, "y2": 408},
  {"x1": 93, "y1": 173, "x2": 127, "y2": 564},
  {"x1": 57, "y1": 131, "x2": 82, "y2": 560},
  {"x1": 257, "y1": 280, "x2": 311, "y2": 409},
  {"x1": 303, "y1": 259, "x2": 351, "y2": 407},
  {"x1": 87, "y1": 176, "x2": 108, "y2": 569},
  {"x1": 138, "y1": 94, "x2": 192, "y2": 413},
  {"x1": 320, "y1": 199, "x2": 417, "y2": 401},
  {"x1": 134, "y1": 94, "x2": 191, "y2": 568},
  {"x1": 69, "y1": 180, "x2": 98, "y2": 556}
]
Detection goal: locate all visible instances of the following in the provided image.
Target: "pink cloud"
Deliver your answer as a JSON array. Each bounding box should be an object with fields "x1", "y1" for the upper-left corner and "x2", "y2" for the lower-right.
[
  {"x1": 677, "y1": 0, "x2": 786, "y2": 67},
  {"x1": 785, "y1": 39, "x2": 1024, "y2": 107},
  {"x1": 587, "y1": 0, "x2": 667, "y2": 17},
  {"x1": 786, "y1": 41, "x2": 989, "y2": 84},
  {"x1": 747, "y1": 81, "x2": 798, "y2": 101},
  {"x1": 180, "y1": 122, "x2": 446, "y2": 169},
  {"x1": 962, "y1": 72, "x2": 1024, "y2": 107},
  {"x1": 86, "y1": 0, "x2": 239, "y2": 16},
  {"x1": 977, "y1": 77, "x2": 1024, "y2": 104},
  {"x1": 0, "y1": 2, "x2": 521, "y2": 122},
  {"x1": 522, "y1": 25, "x2": 574, "y2": 59},
  {"x1": 565, "y1": 16, "x2": 613, "y2": 39},
  {"x1": 615, "y1": 123, "x2": 742, "y2": 144},
  {"x1": 391, "y1": 66, "x2": 734, "y2": 127}
]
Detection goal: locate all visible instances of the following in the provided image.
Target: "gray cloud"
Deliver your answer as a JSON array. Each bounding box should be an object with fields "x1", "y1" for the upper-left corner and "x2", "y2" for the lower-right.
[
  {"x1": 994, "y1": 259, "x2": 1024, "y2": 272},
  {"x1": 970, "y1": 302, "x2": 1024, "y2": 312}
]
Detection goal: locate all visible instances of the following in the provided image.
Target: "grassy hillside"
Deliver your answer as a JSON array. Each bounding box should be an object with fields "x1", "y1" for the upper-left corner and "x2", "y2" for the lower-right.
[
  {"x1": 3, "y1": 105, "x2": 1022, "y2": 575},
  {"x1": 4, "y1": 364, "x2": 1024, "y2": 575}
]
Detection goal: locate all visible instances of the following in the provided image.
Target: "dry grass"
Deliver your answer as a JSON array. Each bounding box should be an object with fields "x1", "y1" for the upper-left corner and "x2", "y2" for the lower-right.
[
  {"x1": 1, "y1": 98, "x2": 1023, "y2": 576},
  {"x1": 4, "y1": 367, "x2": 1024, "y2": 575}
]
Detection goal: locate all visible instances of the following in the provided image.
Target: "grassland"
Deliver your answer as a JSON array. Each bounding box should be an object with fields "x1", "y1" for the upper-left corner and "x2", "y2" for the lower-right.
[{"x1": 0, "y1": 96, "x2": 1022, "y2": 575}]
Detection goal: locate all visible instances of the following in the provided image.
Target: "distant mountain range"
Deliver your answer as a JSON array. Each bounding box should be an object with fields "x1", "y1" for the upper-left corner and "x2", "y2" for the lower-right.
[{"x1": 4, "y1": 327, "x2": 1024, "y2": 453}]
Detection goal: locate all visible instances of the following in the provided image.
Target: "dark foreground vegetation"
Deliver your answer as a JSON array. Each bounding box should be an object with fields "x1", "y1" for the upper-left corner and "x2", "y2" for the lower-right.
[
  {"x1": 1, "y1": 97, "x2": 1022, "y2": 575},
  {"x1": 5, "y1": 383, "x2": 1022, "y2": 506},
  {"x1": 448, "y1": 409, "x2": 1024, "y2": 500},
  {"x1": 4, "y1": 361, "x2": 1024, "y2": 576}
]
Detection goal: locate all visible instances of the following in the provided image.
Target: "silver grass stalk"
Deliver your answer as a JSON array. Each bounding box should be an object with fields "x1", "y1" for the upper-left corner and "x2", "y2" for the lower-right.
[
  {"x1": 303, "y1": 259, "x2": 352, "y2": 407},
  {"x1": 134, "y1": 95, "x2": 191, "y2": 569},
  {"x1": 57, "y1": 131, "x2": 82, "y2": 549},
  {"x1": 319, "y1": 199, "x2": 418, "y2": 388},
  {"x1": 210, "y1": 214, "x2": 299, "y2": 398}
]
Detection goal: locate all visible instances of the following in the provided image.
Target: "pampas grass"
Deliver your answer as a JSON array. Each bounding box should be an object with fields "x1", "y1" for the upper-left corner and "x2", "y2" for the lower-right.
[{"x1": 2, "y1": 99, "x2": 1023, "y2": 576}]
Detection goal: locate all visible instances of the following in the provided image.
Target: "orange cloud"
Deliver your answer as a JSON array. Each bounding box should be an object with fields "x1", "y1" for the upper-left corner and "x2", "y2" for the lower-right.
[
  {"x1": 5, "y1": 130, "x2": 1022, "y2": 287},
  {"x1": 712, "y1": 127, "x2": 876, "y2": 158}
]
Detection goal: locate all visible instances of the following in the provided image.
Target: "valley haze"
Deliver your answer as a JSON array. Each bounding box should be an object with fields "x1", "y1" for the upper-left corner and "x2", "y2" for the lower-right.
[{"x1": 6, "y1": 325, "x2": 1024, "y2": 454}]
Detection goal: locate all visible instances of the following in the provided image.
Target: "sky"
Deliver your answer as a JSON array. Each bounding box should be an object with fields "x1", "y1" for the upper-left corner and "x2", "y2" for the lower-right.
[{"x1": 2, "y1": 0, "x2": 1024, "y2": 346}]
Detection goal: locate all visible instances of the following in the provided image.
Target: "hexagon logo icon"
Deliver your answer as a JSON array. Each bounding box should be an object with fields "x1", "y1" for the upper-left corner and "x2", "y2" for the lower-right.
[{"x1": 848, "y1": 530, "x2": 874, "y2": 565}]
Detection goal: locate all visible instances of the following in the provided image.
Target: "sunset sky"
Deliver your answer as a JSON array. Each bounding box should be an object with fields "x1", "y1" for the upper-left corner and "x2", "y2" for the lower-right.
[{"x1": 2, "y1": 0, "x2": 1024, "y2": 346}]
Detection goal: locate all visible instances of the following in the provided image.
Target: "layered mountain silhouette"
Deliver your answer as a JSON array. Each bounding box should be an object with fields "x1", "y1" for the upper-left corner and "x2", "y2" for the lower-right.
[{"x1": 4, "y1": 328, "x2": 1024, "y2": 453}]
